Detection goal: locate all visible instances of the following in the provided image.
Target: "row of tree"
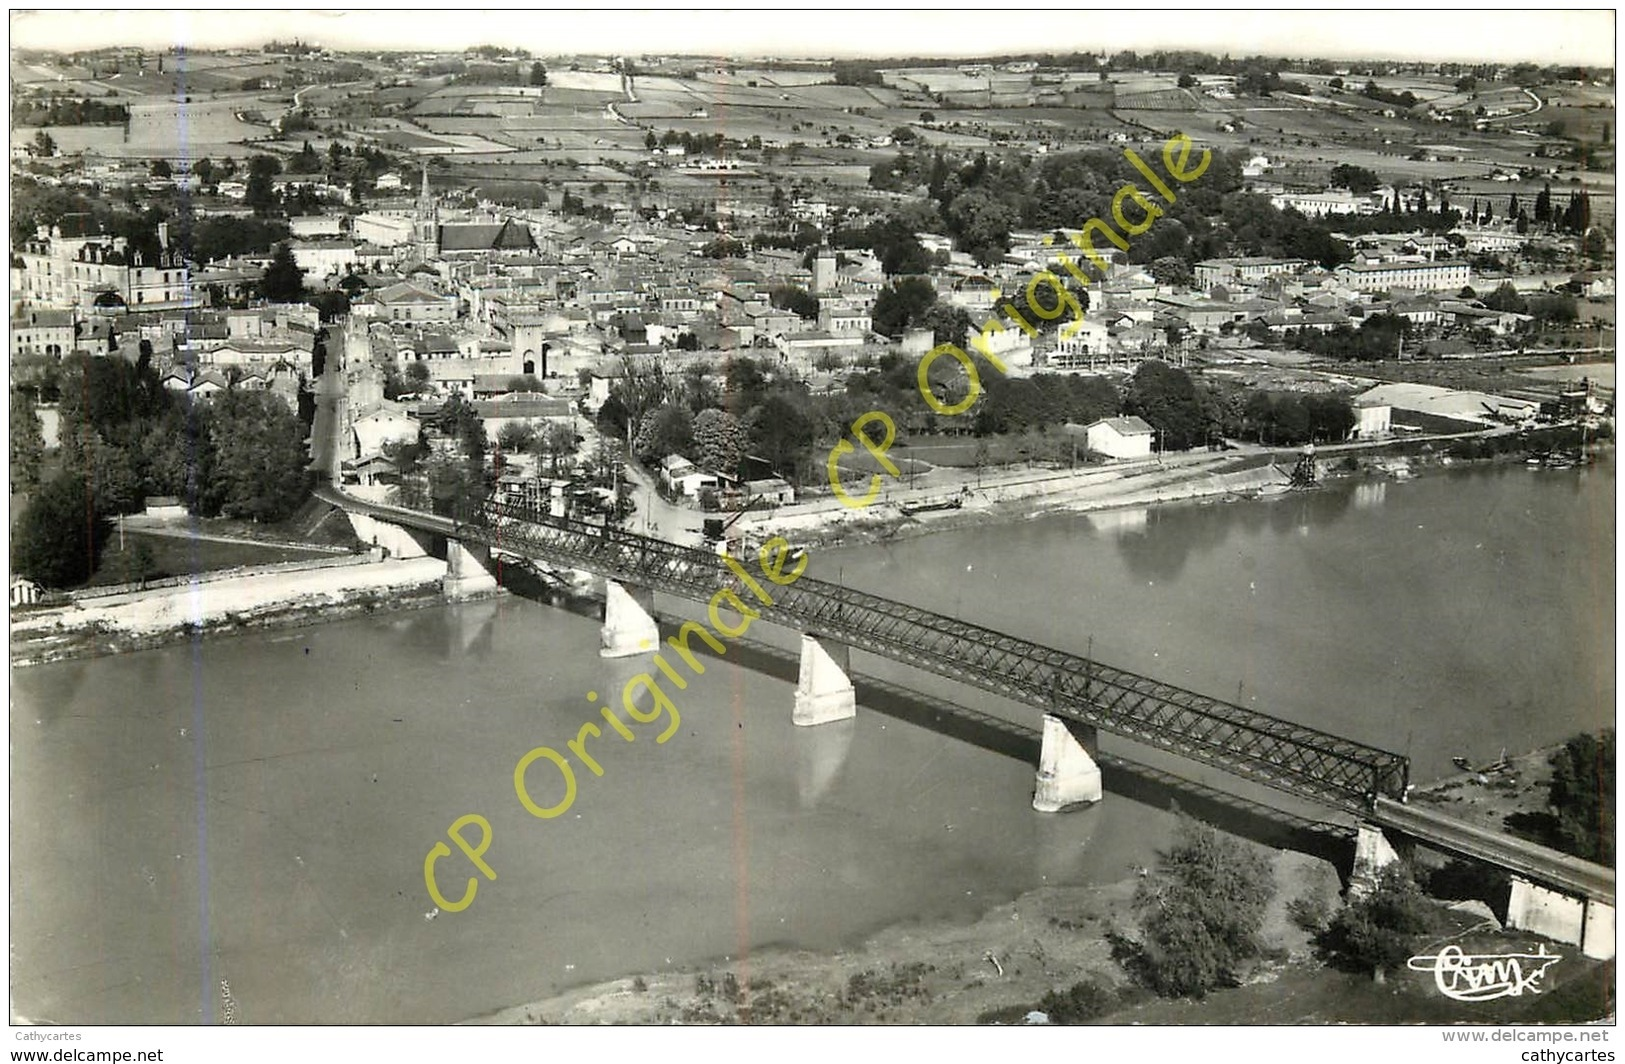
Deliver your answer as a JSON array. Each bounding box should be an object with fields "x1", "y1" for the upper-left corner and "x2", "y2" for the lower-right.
[{"x1": 10, "y1": 354, "x2": 312, "y2": 588}]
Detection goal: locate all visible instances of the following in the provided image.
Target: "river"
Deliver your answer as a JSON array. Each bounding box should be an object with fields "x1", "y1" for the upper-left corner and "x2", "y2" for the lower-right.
[{"x1": 9, "y1": 459, "x2": 1613, "y2": 1023}]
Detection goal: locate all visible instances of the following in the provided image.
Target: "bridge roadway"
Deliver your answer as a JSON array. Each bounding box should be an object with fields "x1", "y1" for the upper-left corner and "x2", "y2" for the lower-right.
[
  {"x1": 1373, "y1": 797, "x2": 1615, "y2": 905},
  {"x1": 327, "y1": 488, "x2": 1410, "y2": 813}
]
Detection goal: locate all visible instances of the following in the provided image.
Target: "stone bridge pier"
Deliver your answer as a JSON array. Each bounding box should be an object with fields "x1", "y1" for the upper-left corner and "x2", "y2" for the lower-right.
[
  {"x1": 443, "y1": 539, "x2": 499, "y2": 601},
  {"x1": 1033, "y1": 715, "x2": 1102, "y2": 812},
  {"x1": 601, "y1": 580, "x2": 659, "y2": 658},
  {"x1": 794, "y1": 634, "x2": 856, "y2": 726}
]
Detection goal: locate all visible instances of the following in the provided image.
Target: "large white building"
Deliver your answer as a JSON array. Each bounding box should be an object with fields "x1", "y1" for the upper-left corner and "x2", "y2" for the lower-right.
[
  {"x1": 1194, "y1": 257, "x2": 1308, "y2": 292},
  {"x1": 1269, "y1": 189, "x2": 1370, "y2": 218},
  {"x1": 1333, "y1": 260, "x2": 1471, "y2": 293},
  {"x1": 14, "y1": 228, "x2": 191, "y2": 312}
]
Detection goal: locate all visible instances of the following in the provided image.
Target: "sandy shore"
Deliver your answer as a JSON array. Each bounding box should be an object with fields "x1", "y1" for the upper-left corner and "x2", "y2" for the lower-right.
[
  {"x1": 466, "y1": 848, "x2": 1341, "y2": 1025},
  {"x1": 753, "y1": 452, "x2": 1297, "y2": 551},
  {"x1": 464, "y1": 738, "x2": 1607, "y2": 1026}
]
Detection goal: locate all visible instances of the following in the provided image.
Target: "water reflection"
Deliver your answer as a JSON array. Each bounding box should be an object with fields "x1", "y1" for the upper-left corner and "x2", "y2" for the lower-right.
[
  {"x1": 794, "y1": 716, "x2": 855, "y2": 807},
  {"x1": 1354, "y1": 480, "x2": 1388, "y2": 510},
  {"x1": 1085, "y1": 507, "x2": 1149, "y2": 537}
]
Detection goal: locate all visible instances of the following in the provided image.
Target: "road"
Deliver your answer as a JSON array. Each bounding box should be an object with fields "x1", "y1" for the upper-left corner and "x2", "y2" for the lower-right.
[
  {"x1": 308, "y1": 346, "x2": 347, "y2": 480},
  {"x1": 620, "y1": 460, "x2": 711, "y2": 548},
  {"x1": 1373, "y1": 796, "x2": 1613, "y2": 904}
]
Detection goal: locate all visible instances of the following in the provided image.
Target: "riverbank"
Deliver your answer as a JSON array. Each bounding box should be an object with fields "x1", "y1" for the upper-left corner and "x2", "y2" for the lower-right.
[
  {"x1": 466, "y1": 762, "x2": 1613, "y2": 1026},
  {"x1": 751, "y1": 431, "x2": 1612, "y2": 552},
  {"x1": 467, "y1": 847, "x2": 1342, "y2": 1026},
  {"x1": 9, "y1": 555, "x2": 456, "y2": 667}
]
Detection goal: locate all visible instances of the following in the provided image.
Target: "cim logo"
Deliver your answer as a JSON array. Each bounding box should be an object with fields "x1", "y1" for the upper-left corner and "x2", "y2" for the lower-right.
[{"x1": 1406, "y1": 944, "x2": 1562, "y2": 1002}]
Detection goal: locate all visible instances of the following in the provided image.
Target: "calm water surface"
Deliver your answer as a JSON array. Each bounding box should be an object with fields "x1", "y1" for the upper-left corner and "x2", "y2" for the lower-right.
[{"x1": 10, "y1": 459, "x2": 1612, "y2": 1023}]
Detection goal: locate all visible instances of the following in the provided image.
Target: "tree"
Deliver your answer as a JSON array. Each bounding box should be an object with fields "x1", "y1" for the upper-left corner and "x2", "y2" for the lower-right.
[
  {"x1": 86, "y1": 434, "x2": 143, "y2": 515},
  {"x1": 309, "y1": 289, "x2": 350, "y2": 323},
  {"x1": 746, "y1": 394, "x2": 815, "y2": 483},
  {"x1": 537, "y1": 421, "x2": 578, "y2": 477},
  {"x1": 245, "y1": 154, "x2": 282, "y2": 216},
  {"x1": 1547, "y1": 730, "x2": 1615, "y2": 863},
  {"x1": 692, "y1": 408, "x2": 747, "y2": 475},
  {"x1": 287, "y1": 140, "x2": 320, "y2": 174},
  {"x1": 10, "y1": 389, "x2": 45, "y2": 492},
  {"x1": 871, "y1": 276, "x2": 937, "y2": 338},
  {"x1": 1328, "y1": 163, "x2": 1380, "y2": 195},
  {"x1": 150, "y1": 158, "x2": 172, "y2": 178},
  {"x1": 529, "y1": 61, "x2": 548, "y2": 87},
  {"x1": 1131, "y1": 815, "x2": 1275, "y2": 997},
  {"x1": 1177, "y1": 73, "x2": 1197, "y2": 89},
  {"x1": 632, "y1": 405, "x2": 694, "y2": 465},
  {"x1": 770, "y1": 285, "x2": 820, "y2": 320},
  {"x1": 259, "y1": 243, "x2": 306, "y2": 303},
  {"x1": 11, "y1": 472, "x2": 111, "y2": 588},
  {"x1": 1322, "y1": 864, "x2": 1435, "y2": 983},
  {"x1": 1149, "y1": 255, "x2": 1193, "y2": 286},
  {"x1": 31, "y1": 130, "x2": 56, "y2": 157},
  {"x1": 496, "y1": 422, "x2": 536, "y2": 456},
  {"x1": 206, "y1": 390, "x2": 313, "y2": 522},
  {"x1": 406, "y1": 361, "x2": 432, "y2": 387},
  {"x1": 1123, "y1": 361, "x2": 1206, "y2": 451},
  {"x1": 120, "y1": 539, "x2": 158, "y2": 588},
  {"x1": 1482, "y1": 281, "x2": 1528, "y2": 314}
]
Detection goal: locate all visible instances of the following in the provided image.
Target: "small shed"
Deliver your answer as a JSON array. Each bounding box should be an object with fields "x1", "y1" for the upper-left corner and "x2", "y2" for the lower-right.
[{"x1": 1084, "y1": 416, "x2": 1156, "y2": 461}]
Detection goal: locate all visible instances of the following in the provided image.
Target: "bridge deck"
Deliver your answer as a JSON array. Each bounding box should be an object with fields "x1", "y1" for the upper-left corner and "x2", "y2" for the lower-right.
[
  {"x1": 341, "y1": 492, "x2": 1408, "y2": 813},
  {"x1": 1373, "y1": 797, "x2": 1615, "y2": 904}
]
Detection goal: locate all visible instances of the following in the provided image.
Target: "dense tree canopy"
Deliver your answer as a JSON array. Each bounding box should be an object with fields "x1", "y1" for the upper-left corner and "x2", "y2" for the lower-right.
[
  {"x1": 871, "y1": 277, "x2": 937, "y2": 338},
  {"x1": 10, "y1": 389, "x2": 45, "y2": 493},
  {"x1": 1123, "y1": 361, "x2": 1208, "y2": 451},
  {"x1": 11, "y1": 472, "x2": 111, "y2": 588},
  {"x1": 1548, "y1": 730, "x2": 1615, "y2": 864},
  {"x1": 1132, "y1": 816, "x2": 1275, "y2": 997},
  {"x1": 259, "y1": 243, "x2": 306, "y2": 303}
]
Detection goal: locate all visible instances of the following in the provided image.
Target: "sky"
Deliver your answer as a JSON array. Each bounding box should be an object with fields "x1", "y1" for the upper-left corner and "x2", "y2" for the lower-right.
[{"x1": 7, "y1": 7, "x2": 1619, "y2": 68}]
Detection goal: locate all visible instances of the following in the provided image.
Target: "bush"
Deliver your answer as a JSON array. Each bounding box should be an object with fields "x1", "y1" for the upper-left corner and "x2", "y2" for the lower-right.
[
  {"x1": 1130, "y1": 815, "x2": 1275, "y2": 997},
  {"x1": 1320, "y1": 864, "x2": 1436, "y2": 982},
  {"x1": 1037, "y1": 979, "x2": 1117, "y2": 1023},
  {"x1": 1287, "y1": 888, "x2": 1334, "y2": 933}
]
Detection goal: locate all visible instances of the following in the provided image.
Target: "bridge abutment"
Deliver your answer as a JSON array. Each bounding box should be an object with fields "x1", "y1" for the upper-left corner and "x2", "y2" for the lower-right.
[
  {"x1": 794, "y1": 634, "x2": 856, "y2": 726},
  {"x1": 1033, "y1": 715, "x2": 1102, "y2": 812},
  {"x1": 442, "y1": 540, "x2": 499, "y2": 600},
  {"x1": 1582, "y1": 899, "x2": 1615, "y2": 960},
  {"x1": 601, "y1": 580, "x2": 659, "y2": 658},
  {"x1": 346, "y1": 510, "x2": 429, "y2": 559},
  {"x1": 1507, "y1": 876, "x2": 1613, "y2": 959}
]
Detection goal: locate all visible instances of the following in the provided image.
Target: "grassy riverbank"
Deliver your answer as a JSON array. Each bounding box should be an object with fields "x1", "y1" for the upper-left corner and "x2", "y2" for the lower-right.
[
  {"x1": 468, "y1": 827, "x2": 1612, "y2": 1025},
  {"x1": 467, "y1": 743, "x2": 1612, "y2": 1026}
]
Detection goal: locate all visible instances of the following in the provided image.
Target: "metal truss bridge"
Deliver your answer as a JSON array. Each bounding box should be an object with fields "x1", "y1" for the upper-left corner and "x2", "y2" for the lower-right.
[{"x1": 341, "y1": 491, "x2": 1411, "y2": 815}]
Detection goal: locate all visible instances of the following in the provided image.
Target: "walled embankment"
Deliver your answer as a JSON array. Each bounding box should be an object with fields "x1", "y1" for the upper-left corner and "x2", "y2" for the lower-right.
[{"x1": 11, "y1": 554, "x2": 451, "y2": 667}]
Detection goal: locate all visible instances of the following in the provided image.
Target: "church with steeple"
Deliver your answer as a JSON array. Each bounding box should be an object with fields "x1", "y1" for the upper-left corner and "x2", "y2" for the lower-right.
[{"x1": 414, "y1": 161, "x2": 439, "y2": 261}]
